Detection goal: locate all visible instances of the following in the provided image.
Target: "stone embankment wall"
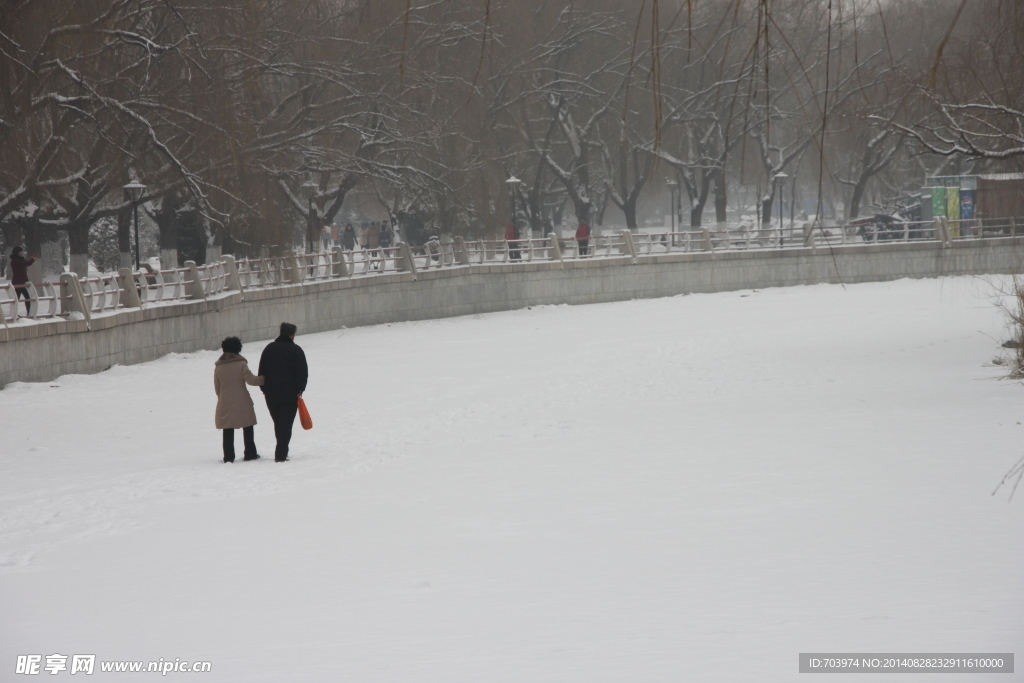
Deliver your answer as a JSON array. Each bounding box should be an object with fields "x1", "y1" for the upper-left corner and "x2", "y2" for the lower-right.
[{"x1": 2, "y1": 237, "x2": 1023, "y2": 388}]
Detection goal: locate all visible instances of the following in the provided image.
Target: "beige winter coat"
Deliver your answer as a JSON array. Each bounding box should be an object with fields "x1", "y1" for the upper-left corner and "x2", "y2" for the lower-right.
[
  {"x1": 363, "y1": 224, "x2": 380, "y2": 249},
  {"x1": 213, "y1": 353, "x2": 264, "y2": 429}
]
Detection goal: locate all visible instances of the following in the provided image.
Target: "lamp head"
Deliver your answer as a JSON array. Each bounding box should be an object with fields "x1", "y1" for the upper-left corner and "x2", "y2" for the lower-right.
[
  {"x1": 301, "y1": 180, "x2": 317, "y2": 201},
  {"x1": 123, "y1": 179, "x2": 146, "y2": 203}
]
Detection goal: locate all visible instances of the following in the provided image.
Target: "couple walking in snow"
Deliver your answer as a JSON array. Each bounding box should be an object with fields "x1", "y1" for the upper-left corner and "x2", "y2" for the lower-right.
[{"x1": 213, "y1": 322, "x2": 308, "y2": 463}]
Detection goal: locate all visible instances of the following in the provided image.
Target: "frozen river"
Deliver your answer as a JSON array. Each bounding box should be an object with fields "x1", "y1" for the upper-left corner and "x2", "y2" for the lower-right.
[{"x1": 2, "y1": 276, "x2": 1022, "y2": 681}]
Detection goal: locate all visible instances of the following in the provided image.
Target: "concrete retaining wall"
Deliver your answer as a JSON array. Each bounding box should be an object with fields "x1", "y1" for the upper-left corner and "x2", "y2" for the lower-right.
[{"x1": 3, "y1": 237, "x2": 1023, "y2": 388}]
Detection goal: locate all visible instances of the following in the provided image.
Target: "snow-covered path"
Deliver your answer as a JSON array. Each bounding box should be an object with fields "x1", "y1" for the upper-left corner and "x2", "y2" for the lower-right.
[{"x1": 2, "y1": 277, "x2": 1022, "y2": 681}]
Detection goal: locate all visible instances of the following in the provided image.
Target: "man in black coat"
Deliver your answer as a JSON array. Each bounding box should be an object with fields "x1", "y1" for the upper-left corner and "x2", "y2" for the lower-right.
[{"x1": 258, "y1": 322, "x2": 309, "y2": 462}]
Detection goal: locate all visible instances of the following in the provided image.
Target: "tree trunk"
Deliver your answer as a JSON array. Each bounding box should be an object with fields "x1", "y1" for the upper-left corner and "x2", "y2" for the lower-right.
[
  {"x1": 689, "y1": 171, "x2": 712, "y2": 228},
  {"x1": 39, "y1": 226, "x2": 64, "y2": 281},
  {"x1": 21, "y1": 214, "x2": 59, "y2": 283},
  {"x1": 68, "y1": 219, "x2": 91, "y2": 277},
  {"x1": 571, "y1": 193, "x2": 591, "y2": 226},
  {"x1": 552, "y1": 198, "x2": 566, "y2": 227},
  {"x1": 714, "y1": 169, "x2": 728, "y2": 224},
  {"x1": 622, "y1": 200, "x2": 638, "y2": 231},
  {"x1": 761, "y1": 194, "x2": 774, "y2": 227},
  {"x1": 153, "y1": 198, "x2": 179, "y2": 269},
  {"x1": 527, "y1": 189, "x2": 543, "y2": 236},
  {"x1": 1, "y1": 220, "x2": 23, "y2": 255},
  {"x1": 848, "y1": 177, "x2": 868, "y2": 220}
]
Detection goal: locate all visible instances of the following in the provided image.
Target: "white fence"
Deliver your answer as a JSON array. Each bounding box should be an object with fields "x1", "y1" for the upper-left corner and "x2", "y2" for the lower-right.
[
  {"x1": 2, "y1": 215, "x2": 1021, "y2": 328},
  {"x1": 0, "y1": 260, "x2": 231, "y2": 326}
]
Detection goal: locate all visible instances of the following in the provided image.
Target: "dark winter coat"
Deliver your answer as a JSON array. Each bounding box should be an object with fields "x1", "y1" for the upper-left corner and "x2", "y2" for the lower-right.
[
  {"x1": 342, "y1": 226, "x2": 357, "y2": 250},
  {"x1": 10, "y1": 255, "x2": 37, "y2": 286},
  {"x1": 214, "y1": 353, "x2": 264, "y2": 429},
  {"x1": 379, "y1": 228, "x2": 393, "y2": 248},
  {"x1": 258, "y1": 335, "x2": 308, "y2": 398}
]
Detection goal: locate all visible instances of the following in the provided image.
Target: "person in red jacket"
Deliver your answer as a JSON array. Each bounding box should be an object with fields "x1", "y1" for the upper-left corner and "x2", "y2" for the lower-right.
[
  {"x1": 575, "y1": 222, "x2": 591, "y2": 256},
  {"x1": 8, "y1": 246, "x2": 38, "y2": 316},
  {"x1": 505, "y1": 223, "x2": 521, "y2": 260}
]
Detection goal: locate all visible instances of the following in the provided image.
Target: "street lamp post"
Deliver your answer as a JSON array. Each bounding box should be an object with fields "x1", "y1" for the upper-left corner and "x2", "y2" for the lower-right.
[
  {"x1": 774, "y1": 172, "x2": 788, "y2": 247},
  {"x1": 123, "y1": 179, "x2": 146, "y2": 270},
  {"x1": 506, "y1": 176, "x2": 522, "y2": 259},
  {"x1": 667, "y1": 179, "x2": 678, "y2": 234},
  {"x1": 301, "y1": 180, "x2": 318, "y2": 252}
]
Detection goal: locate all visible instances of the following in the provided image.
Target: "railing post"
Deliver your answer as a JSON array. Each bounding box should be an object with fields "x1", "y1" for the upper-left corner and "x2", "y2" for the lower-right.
[
  {"x1": 219, "y1": 255, "x2": 244, "y2": 292},
  {"x1": 183, "y1": 261, "x2": 207, "y2": 300},
  {"x1": 59, "y1": 273, "x2": 92, "y2": 328},
  {"x1": 0, "y1": 285, "x2": 11, "y2": 335},
  {"x1": 118, "y1": 268, "x2": 142, "y2": 308},
  {"x1": 619, "y1": 229, "x2": 637, "y2": 263},
  {"x1": 547, "y1": 233, "x2": 563, "y2": 263},
  {"x1": 701, "y1": 228, "x2": 714, "y2": 252},
  {"x1": 284, "y1": 250, "x2": 303, "y2": 284},
  {"x1": 803, "y1": 222, "x2": 815, "y2": 248},
  {"x1": 331, "y1": 246, "x2": 349, "y2": 278},
  {"x1": 397, "y1": 241, "x2": 418, "y2": 280},
  {"x1": 1011, "y1": 217, "x2": 1017, "y2": 237},
  {"x1": 25, "y1": 282, "x2": 40, "y2": 319},
  {"x1": 454, "y1": 237, "x2": 471, "y2": 265}
]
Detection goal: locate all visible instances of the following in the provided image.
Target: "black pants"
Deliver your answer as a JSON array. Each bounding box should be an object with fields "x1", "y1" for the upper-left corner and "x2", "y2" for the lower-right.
[
  {"x1": 578, "y1": 239, "x2": 589, "y2": 256},
  {"x1": 15, "y1": 286, "x2": 30, "y2": 316},
  {"x1": 223, "y1": 426, "x2": 257, "y2": 462},
  {"x1": 265, "y1": 394, "x2": 298, "y2": 461}
]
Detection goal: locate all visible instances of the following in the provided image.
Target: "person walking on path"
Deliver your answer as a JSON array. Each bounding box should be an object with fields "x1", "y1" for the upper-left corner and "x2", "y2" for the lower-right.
[
  {"x1": 258, "y1": 322, "x2": 308, "y2": 462},
  {"x1": 8, "y1": 246, "x2": 38, "y2": 316},
  {"x1": 214, "y1": 336, "x2": 265, "y2": 463},
  {"x1": 505, "y1": 223, "x2": 521, "y2": 260},
  {"x1": 342, "y1": 224, "x2": 357, "y2": 250},
  {"x1": 575, "y1": 222, "x2": 591, "y2": 256},
  {"x1": 364, "y1": 221, "x2": 381, "y2": 269},
  {"x1": 379, "y1": 222, "x2": 393, "y2": 250}
]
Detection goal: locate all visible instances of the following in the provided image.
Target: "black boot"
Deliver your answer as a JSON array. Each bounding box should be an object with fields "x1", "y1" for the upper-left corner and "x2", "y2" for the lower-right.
[{"x1": 223, "y1": 429, "x2": 236, "y2": 463}]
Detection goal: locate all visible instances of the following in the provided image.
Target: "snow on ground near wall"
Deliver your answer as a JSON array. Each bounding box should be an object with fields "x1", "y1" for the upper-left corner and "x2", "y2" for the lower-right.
[{"x1": 1, "y1": 276, "x2": 1023, "y2": 682}]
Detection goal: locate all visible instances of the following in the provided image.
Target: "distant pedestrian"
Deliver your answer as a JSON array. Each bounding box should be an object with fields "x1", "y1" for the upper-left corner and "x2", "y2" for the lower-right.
[
  {"x1": 214, "y1": 336, "x2": 265, "y2": 463},
  {"x1": 258, "y1": 322, "x2": 309, "y2": 462},
  {"x1": 9, "y1": 246, "x2": 38, "y2": 316},
  {"x1": 365, "y1": 222, "x2": 381, "y2": 269},
  {"x1": 379, "y1": 223, "x2": 393, "y2": 249},
  {"x1": 575, "y1": 222, "x2": 591, "y2": 256},
  {"x1": 505, "y1": 223, "x2": 521, "y2": 260},
  {"x1": 342, "y1": 224, "x2": 357, "y2": 250}
]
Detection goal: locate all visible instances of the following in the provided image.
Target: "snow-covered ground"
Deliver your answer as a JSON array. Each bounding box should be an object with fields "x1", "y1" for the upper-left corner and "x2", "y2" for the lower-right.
[{"x1": 2, "y1": 276, "x2": 1022, "y2": 682}]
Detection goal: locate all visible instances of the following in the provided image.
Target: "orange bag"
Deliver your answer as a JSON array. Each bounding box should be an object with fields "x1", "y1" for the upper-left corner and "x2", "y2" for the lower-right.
[{"x1": 297, "y1": 397, "x2": 313, "y2": 430}]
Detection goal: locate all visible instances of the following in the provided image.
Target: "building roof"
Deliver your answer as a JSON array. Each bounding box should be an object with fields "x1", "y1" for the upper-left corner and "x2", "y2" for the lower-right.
[{"x1": 978, "y1": 172, "x2": 1024, "y2": 181}]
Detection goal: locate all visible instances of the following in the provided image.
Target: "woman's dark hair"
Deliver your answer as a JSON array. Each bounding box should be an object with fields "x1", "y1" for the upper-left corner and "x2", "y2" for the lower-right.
[
  {"x1": 11, "y1": 246, "x2": 23, "y2": 258},
  {"x1": 279, "y1": 322, "x2": 297, "y2": 338},
  {"x1": 221, "y1": 336, "x2": 242, "y2": 354}
]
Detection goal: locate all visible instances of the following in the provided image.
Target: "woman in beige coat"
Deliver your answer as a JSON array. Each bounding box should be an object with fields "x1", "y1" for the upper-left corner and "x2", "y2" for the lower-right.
[{"x1": 214, "y1": 336, "x2": 265, "y2": 462}]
